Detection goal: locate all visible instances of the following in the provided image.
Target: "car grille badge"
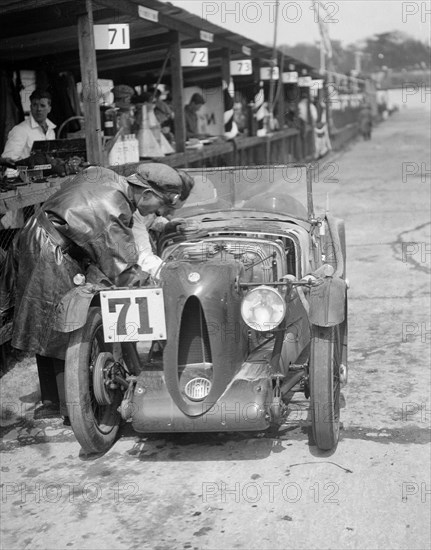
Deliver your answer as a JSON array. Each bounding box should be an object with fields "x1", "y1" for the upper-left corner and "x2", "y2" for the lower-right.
[
  {"x1": 188, "y1": 272, "x2": 201, "y2": 283},
  {"x1": 185, "y1": 378, "x2": 211, "y2": 401}
]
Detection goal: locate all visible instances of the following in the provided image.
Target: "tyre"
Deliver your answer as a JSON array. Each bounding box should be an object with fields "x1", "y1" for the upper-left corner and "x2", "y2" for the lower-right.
[
  {"x1": 65, "y1": 307, "x2": 121, "y2": 454},
  {"x1": 309, "y1": 325, "x2": 341, "y2": 450}
]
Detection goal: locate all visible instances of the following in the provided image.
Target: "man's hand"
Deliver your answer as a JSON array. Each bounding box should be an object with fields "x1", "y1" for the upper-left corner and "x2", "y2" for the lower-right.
[
  {"x1": 166, "y1": 219, "x2": 202, "y2": 235},
  {"x1": 164, "y1": 218, "x2": 184, "y2": 234},
  {"x1": 117, "y1": 266, "x2": 150, "y2": 287}
]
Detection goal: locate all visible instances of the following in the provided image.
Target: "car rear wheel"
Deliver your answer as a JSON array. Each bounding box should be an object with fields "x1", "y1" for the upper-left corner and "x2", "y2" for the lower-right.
[
  {"x1": 65, "y1": 307, "x2": 122, "y2": 454},
  {"x1": 309, "y1": 325, "x2": 341, "y2": 450}
]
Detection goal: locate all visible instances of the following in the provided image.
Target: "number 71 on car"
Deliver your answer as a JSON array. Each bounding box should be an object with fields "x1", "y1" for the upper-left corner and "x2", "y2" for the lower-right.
[{"x1": 100, "y1": 288, "x2": 167, "y2": 343}]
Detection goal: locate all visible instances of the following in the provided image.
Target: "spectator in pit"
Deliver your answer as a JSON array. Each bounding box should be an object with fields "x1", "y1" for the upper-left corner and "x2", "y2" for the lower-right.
[
  {"x1": 233, "y1": 101, "x2": 248, "y2": 134},
  {"x1": 152, "y1": 88, "x2": 175, "y2": 144},
  {"x1": 2, "y1": 88, "x2": 56, "y2": 164},
  {"x1": 7, "y1": 164, "x2": 194, "y2": 424},
  {"x1": 112, "y1": 84, "x2": 136, "y2": 134},
  {"x1": 184, "y1": 93, "x2": 208, "y2": 139},
  {"x1": 1, "y1": 89, "x2": 56, "y2": 228},
  {"x1": 358, "y1": 102, "x2": 373, "y2": 140}
]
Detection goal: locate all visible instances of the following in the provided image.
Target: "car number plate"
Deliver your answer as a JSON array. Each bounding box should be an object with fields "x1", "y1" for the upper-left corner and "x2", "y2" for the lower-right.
[{"x1": 100, "y1": 288, "x2": 167, "y2": 343}]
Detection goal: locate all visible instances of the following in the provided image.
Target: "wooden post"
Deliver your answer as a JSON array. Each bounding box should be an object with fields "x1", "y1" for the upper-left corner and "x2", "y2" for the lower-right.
[
  {"x1": 77, "y1": 0, "x2": 103, "y2": 165},
  {"x1": 170, "y1": 31, "x2": 186, "y2": 154},
  {"x1": 277, "y1": 55, "x2": 285, "y2": 130},
  {"x1": 221, "y1": 48, "x2": 230, "y2": 86},
  {"x1": 248, "y1": 57, "x2": 261, "y2": 137}
]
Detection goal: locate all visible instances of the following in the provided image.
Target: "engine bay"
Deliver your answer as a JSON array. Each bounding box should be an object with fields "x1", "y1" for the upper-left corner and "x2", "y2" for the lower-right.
[{"x1": 162, "y1": 234, "x2": 298, "y2": 283}]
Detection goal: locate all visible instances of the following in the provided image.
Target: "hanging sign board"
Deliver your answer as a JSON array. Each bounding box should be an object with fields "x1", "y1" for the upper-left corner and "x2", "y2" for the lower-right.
[
  {"x1": 138, "y1": 6, "x2": 159, "y2": 23},
  {"x1": 94, "y1": 24, "x2": 130, "y2": 50},
  {"x1": 230, "y1": 59, "x2": 253, "y2": 76},
  {"x1": 311, "y1": 79, "x2": 324, "y2": 89},
  {"x1": 260, "y1": 66, "x2": 279, "y2": 80},
  {"x1": 181, "y1": 48, "x2": 208, "y2": 67},
  {"x1": 282, "y1": 71, "x2": 298, "y2": 84},
  {"x1": 200, "y1": 30, "x2": 214, "y2": 42},
  {"x1": 298, "y1": 76, "x2": 312, "y2": 87}
]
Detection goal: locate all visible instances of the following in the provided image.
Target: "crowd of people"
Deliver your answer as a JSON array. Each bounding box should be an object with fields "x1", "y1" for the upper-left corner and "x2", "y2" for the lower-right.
[{"x1": 105, "y1": 85, "x2": 210, "y2": 143}]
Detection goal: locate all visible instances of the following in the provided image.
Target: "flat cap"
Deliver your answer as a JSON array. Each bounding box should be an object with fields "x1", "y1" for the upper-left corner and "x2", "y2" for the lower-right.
[
  {"x1": 126, "y1": 163, "x2": 182, "y2": 194},
  {"x1": 112, "y1": 84, "x2": 135, "y2": 99}
]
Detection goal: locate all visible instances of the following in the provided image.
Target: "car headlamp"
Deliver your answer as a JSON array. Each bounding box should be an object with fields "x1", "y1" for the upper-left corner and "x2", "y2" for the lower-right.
[{"x1": 241, "y1": 286, "x2": 286, "y2": 332}]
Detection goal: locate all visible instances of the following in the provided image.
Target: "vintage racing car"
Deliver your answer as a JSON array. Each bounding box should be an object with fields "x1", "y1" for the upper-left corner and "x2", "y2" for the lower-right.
[{"x1": 58, "y1": 165, "x2": 348, "y2": 454}]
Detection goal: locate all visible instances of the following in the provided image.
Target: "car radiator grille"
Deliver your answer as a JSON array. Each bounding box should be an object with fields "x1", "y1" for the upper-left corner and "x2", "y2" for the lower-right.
[{"x1": 178, "y1": 296, "x2": 212, "y2": 365}]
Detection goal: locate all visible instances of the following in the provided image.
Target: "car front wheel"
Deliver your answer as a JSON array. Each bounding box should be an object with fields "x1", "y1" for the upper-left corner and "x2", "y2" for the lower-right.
[
  {"x1": 65, "y1": 307, "x2": 122, "y2": 454},
  {"x1": 309, "y1": 325, "x2": 341, "y2": 451}
]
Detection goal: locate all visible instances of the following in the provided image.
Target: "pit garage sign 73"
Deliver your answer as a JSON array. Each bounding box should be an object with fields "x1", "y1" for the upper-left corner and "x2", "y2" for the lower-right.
[{"x1": 100, "y1": 288, "x2": 167, "y2": 343}]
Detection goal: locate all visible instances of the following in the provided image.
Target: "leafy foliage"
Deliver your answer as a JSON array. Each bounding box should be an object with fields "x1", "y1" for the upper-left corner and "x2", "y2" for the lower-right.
[{"x1": 281, "y1": 31, "x2": 430, "y2": 74}]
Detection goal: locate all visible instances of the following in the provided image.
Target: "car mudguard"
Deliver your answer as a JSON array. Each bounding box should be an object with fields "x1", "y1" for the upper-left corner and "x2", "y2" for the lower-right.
[
  {"x1": 309, "y1": 276, "x2": 347, "y2": 327},
  {"x1": 323, "y1": 215, "x2": 346, "y2": 279},
  {"x1": 53, "y1": 284, "x2": 102, "y2": 333}
]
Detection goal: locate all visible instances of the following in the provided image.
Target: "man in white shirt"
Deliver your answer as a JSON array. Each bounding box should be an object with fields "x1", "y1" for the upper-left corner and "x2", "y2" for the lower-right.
[
  {"x1": 1, "y1": 88, "x2": 56, "y2": 228},
  {"x1": 2, "y1": 88, "x2": 56, "y2": 161}
]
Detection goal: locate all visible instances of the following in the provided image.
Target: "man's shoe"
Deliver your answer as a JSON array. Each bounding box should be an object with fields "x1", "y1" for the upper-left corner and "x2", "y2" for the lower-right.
[{"x1": 34, "y1": 402, "x2": 61, "y2": 420}]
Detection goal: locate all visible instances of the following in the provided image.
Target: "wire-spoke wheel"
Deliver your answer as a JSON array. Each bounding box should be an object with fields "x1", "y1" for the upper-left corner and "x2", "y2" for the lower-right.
[
  {"x1": 309, "y1": 325, "x2": 341, "y2": 451},
  {"x1": 65, "y1": 307, "x2": 122, "y2": 454}
]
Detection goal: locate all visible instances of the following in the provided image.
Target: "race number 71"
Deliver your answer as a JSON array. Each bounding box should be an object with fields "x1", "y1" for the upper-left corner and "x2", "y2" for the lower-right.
[{"x1": 100, "y1": 288, "x2": 167, "y2": 342}]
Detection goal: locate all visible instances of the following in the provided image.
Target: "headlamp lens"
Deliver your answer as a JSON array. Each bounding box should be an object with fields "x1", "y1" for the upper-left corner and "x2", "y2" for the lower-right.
[{"x1": 241, "y1": 286, "x2": 286, "y2": 331}]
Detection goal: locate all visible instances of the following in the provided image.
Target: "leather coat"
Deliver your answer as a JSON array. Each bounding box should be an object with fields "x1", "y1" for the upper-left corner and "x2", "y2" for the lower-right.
[{"x1": 11, "y1": 166, "x2": 144, "y2": 359}]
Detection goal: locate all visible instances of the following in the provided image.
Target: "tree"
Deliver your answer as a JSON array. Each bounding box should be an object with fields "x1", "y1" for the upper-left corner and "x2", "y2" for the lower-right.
[
  {"x1": 281, "y1": 31, "x2": 430, "y2": 75},
  {"x1": 364, "y1": 31, "x2": 431, "y2": 71}
]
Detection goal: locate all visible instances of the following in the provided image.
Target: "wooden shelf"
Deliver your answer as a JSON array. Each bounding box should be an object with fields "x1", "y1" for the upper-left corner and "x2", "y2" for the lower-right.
[{"x1": 0, "y1": 129, "x2": 302, "y2": 215}]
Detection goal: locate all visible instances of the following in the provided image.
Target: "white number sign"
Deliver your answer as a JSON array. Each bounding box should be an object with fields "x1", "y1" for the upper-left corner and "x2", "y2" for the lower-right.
[
  {"x1": 138, "y1": 6, "x2": 159, "y2": 23},
  {"x1": 230, "y1": 59, "x2": 253, "y2": 76},
  {"x1": 94, "y1": 24, "x2": 130, "y2": 50},
  {"x1": 298, "y1": 76, "x2": 312, "y2": 87},
  {"x1": 200, "y1": 30, "x2": 214, "y2": 43},
  {"x1": 282, "y1": 71, "x2": 298, "y2": 84},
  {"x1": 260, "y1": 66, "x2": 279, "y2": 80},
  {"x1": 181, "y1": 48, "x2": 209, "y2": 67},
  {"x1": 100, "y1": 288, "x2": 167, "y2": 343}
]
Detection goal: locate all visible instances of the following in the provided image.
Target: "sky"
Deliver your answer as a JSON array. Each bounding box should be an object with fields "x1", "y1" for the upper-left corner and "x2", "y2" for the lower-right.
[{"x1": 161, "y1": 0, "x2": 431, "y2": 47}]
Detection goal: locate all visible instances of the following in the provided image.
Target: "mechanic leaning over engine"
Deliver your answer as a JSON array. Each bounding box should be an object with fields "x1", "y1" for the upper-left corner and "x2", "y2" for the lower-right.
[{"x1": 9, "y1": 163, "x2": 194, "y2": 424}]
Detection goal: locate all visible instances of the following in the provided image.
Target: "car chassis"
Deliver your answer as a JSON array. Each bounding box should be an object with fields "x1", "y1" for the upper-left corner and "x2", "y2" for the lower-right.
[{"x1": 56, "y1": 164, "x2": 348, "y2": 454}]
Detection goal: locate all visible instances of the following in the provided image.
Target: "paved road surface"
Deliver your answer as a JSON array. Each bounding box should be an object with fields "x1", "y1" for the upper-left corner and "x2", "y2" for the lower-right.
[{"x1": 1, "y1": 109, "x2": 430, "y2": 550}]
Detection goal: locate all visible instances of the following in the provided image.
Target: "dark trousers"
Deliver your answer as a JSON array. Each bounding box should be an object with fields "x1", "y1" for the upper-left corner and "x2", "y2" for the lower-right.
[{"x1": 35, "y1": 354, "x2": 67, "y2": 416}]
